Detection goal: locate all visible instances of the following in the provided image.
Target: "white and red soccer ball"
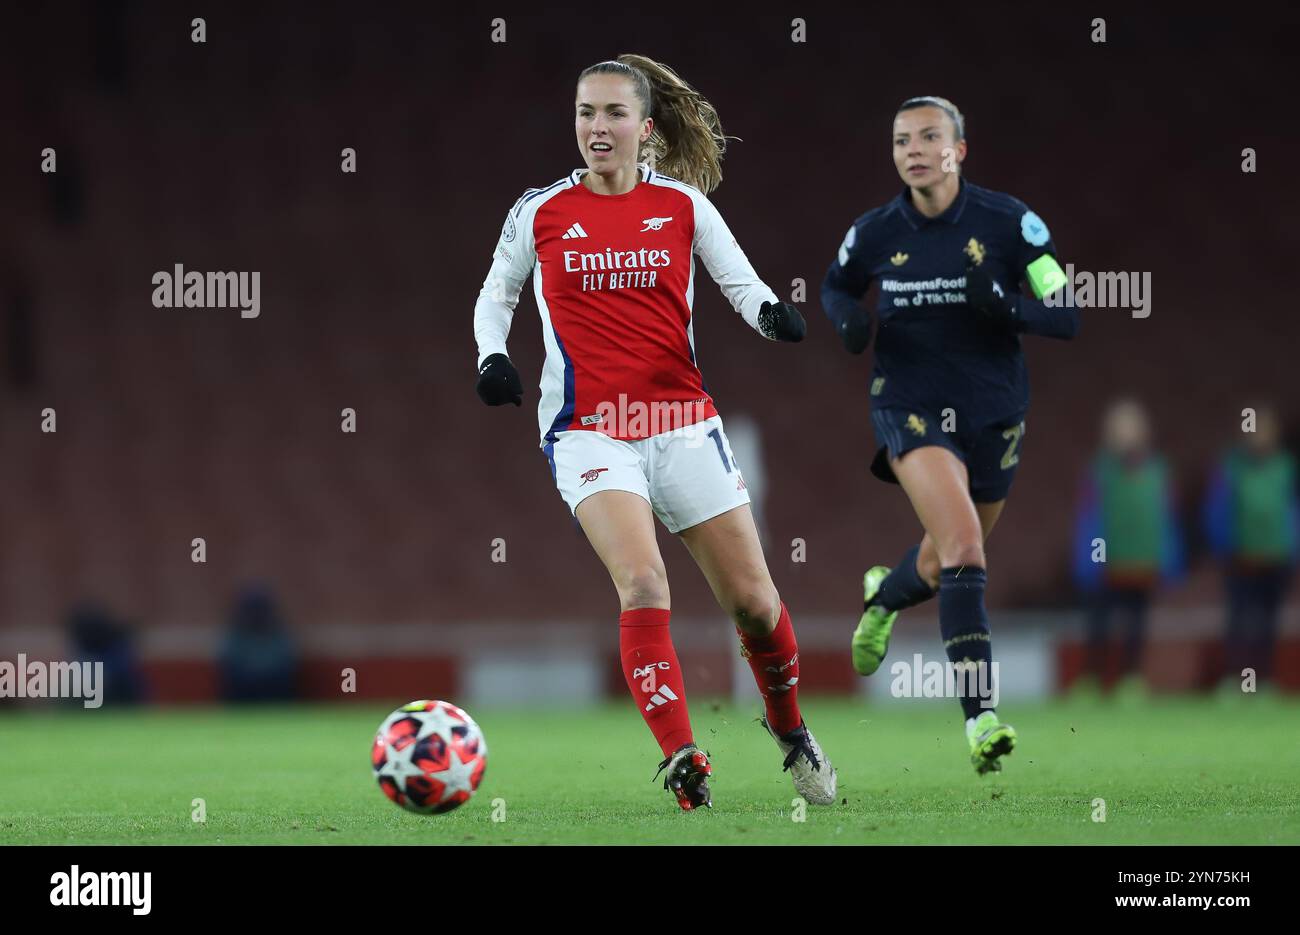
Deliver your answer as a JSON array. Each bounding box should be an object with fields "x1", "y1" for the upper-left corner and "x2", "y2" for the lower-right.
[{"x1": 371, "y1": 700, "x2": 488, "y2": 814}]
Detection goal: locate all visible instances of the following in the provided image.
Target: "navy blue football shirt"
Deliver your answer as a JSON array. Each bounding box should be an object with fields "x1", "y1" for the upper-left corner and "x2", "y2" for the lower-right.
[{"x1": 821, "y1": 178, "x2": 1077, "y2": 425}]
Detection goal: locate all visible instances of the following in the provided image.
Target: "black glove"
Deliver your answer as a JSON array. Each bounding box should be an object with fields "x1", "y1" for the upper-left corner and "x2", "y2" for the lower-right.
[
  {"x1": 838, "y1": 308, "x2": 873, "y2": 354},
  {"x1": 965, "y1": 263, "x2": 1019, "y2": 332},
  {"x1": 475, "y1": 353, "x2": 523, "y2": 407},
  {"x1": 757, "y1": 301, "x2": 806, "y2": 342}
]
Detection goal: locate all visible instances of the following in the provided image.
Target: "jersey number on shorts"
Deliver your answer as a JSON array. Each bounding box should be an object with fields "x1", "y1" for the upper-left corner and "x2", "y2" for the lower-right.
[
  {"x1": 1000, "y1": 421, "x2": 1025, "y2": 470},
  {"x1": 707, "y1": 428, "x2": 734, "y2": 474}
]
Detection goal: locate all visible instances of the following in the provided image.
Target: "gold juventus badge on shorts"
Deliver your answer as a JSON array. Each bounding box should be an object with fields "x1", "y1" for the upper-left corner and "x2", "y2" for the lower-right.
[
  {"x1": 964, "y1": 237, "x2": 986, "y2": 266},
  {"x1": 871, "y1": 377, "x2": 885, "y2": 396},
  {"x1": 905, "y1": 413, "x2": 927, "y2": 436},
  {"x1": 890, "y1": 252, "x2": 909, "y2": 266}
]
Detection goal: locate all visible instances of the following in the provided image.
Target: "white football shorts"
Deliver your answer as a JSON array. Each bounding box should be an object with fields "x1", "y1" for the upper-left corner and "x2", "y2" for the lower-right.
[{"x1": 543, "y1": 414, "x2": 751, "y2": 534}]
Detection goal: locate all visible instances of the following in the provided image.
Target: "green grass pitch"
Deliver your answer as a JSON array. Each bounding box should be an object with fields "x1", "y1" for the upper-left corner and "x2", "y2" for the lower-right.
[{"x1": 2, "y1": 696, "x2": 1297, "y2": 844}]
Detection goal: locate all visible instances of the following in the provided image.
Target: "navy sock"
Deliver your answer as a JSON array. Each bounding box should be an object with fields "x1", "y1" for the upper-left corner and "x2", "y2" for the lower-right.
[
  {"x1": 938, "y1": 565, "x2": 995, "y2": 721},
  {"x1": 868, "y1": 544, "x2": 938, "y2": 612}
]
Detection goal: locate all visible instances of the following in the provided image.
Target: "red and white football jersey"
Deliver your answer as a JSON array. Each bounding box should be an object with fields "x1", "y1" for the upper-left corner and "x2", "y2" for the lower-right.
[{"x1": 474, "y1": 164, "x2": 778, "y2": 447}]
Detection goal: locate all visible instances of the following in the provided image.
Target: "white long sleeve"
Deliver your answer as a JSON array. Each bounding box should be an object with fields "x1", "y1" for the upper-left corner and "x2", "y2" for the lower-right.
[
  {"x1": 473, "y1": 200, "x2": 537, "y2": 369},
  {"x1": 687, "y1": 190, "x2": 779, "y2": 337}
]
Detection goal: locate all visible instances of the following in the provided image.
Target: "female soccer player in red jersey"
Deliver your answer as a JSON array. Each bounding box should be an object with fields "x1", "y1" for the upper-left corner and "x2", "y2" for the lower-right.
[{"x1": 473, "y1": 54, "x2": 835, "y2": 810}]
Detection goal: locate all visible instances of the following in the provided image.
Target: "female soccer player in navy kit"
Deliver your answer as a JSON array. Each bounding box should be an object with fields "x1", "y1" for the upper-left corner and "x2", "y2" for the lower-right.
[
  {"x1": 821, "y1": 97, "x2": 1078, "y2": 774},
  {"x1": 473, "y1": 54, "x2": 835, "y2": 810}
]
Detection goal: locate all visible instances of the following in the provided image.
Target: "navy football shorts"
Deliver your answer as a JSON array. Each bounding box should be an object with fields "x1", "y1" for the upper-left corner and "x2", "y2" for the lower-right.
[{"x1": 870, "y1": 406, "x2": 1026, "y2": 503}]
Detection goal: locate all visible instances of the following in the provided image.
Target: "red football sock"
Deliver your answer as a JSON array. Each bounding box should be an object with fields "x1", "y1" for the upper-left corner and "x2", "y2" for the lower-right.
[
  {"x1": 738, "y1": 601, "x2": 803, "y2": 735},
  {"x1": 619, "y1": 607, "x2": 694, "y2": 757}
]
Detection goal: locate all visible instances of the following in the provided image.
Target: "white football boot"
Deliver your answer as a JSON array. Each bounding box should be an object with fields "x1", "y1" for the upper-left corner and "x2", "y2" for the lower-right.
[{"x1": 762, "y1": 717, "x2": 837, "y2": 805}]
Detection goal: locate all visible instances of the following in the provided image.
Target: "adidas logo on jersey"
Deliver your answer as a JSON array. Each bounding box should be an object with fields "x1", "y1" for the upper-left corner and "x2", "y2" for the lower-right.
[{"x1": 561, "y1": 222, "x2": 589, "y2": 239}]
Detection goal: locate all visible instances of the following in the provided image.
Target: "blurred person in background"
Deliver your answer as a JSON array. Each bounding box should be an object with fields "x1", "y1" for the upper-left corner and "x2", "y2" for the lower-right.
[
  {"x1": 1203, "y1": 405, "x2": 1298, "y2": 695},
  {"x1": 68, "y1": 603, "x2": 147, "y2": 706},
  {"x1": 1071, "y1": 399, "x2": 1184, "y2": 698},
  {"x1": 218, "y1": 585, "x2": 300, "y2": 703}
]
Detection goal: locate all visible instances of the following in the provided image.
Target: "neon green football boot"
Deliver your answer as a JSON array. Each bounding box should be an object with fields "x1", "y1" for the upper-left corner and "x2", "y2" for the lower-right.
[
  {"x1": 967, "y1": 710, "x2": 1017, "y2": 775},
  {"x1": 851, "y1": 566, "x2": 898, "y2": 676}
]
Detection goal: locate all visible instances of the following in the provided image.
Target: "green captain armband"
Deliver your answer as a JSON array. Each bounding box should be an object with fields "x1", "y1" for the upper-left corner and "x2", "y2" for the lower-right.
[{"x1": 1026, "y1": 253, "x2": 1067, "y2": 299}]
